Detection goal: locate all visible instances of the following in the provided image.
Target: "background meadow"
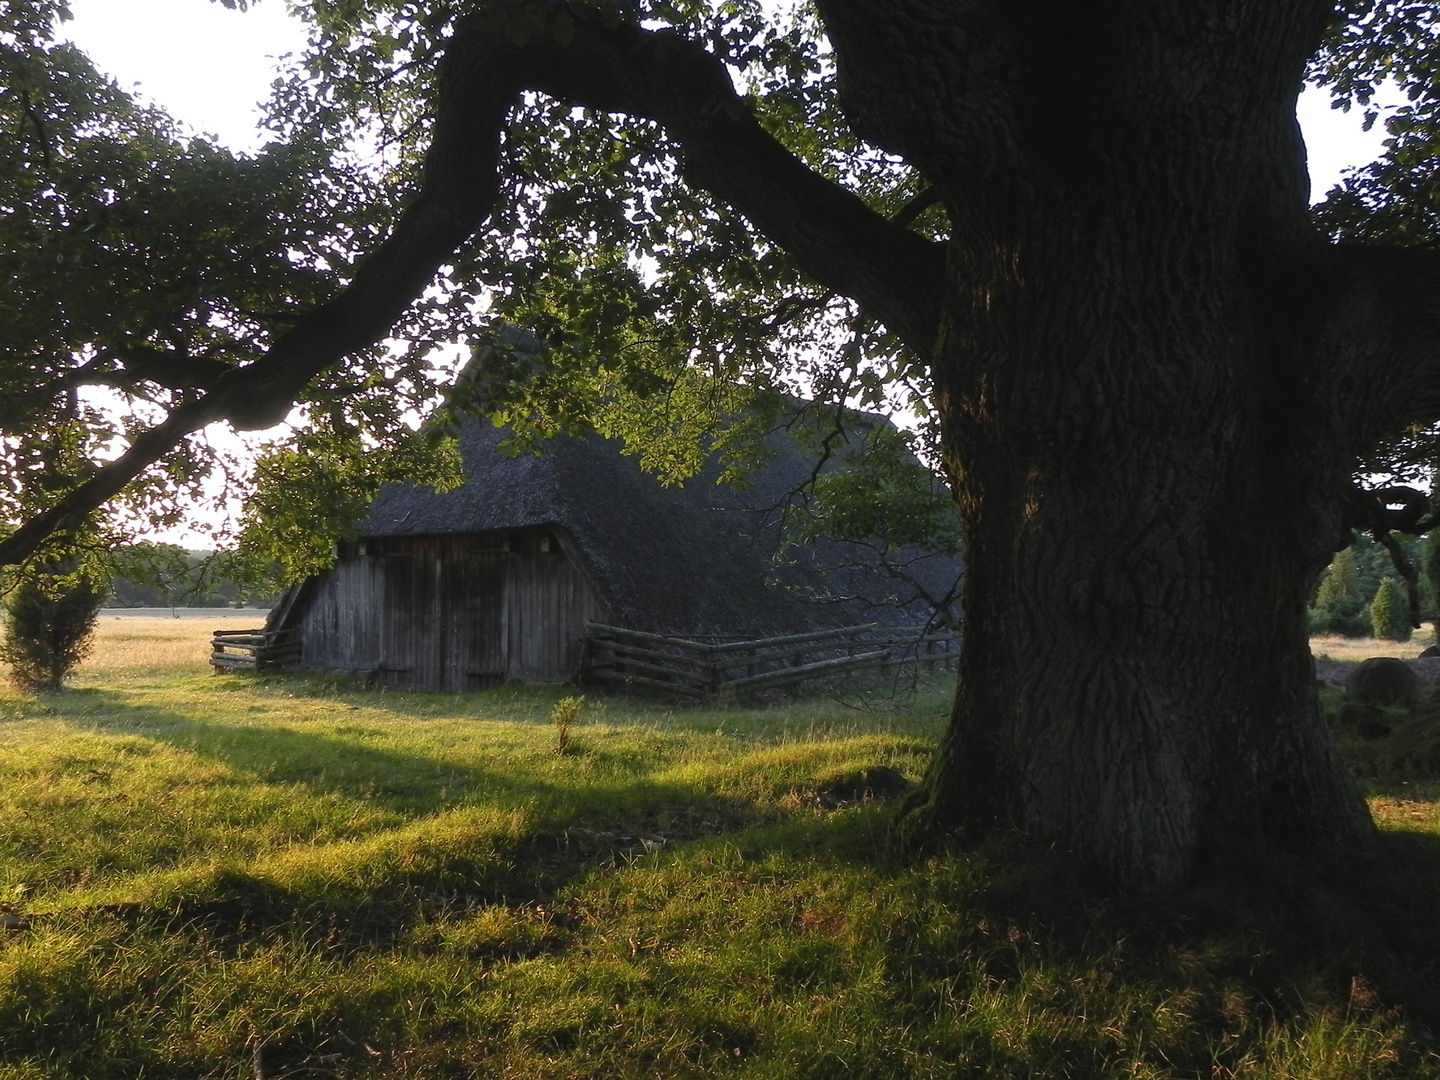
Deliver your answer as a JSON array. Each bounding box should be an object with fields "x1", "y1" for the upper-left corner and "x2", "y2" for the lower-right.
[{"x1": 0, "y1": 618, "x2": 1431, "y2": 1078}]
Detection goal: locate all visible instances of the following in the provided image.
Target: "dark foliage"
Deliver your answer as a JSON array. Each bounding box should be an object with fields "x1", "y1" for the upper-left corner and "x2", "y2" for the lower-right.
[
  {"x1": 0, "y1": 561, "x2": 105, "y2": 690},
  {"x1": 1371, "y1": 577, "x2": 1413, "y2": 642},
  {"x1": 1309, "y1": 535, "x2": 1425, "y2": 637}
]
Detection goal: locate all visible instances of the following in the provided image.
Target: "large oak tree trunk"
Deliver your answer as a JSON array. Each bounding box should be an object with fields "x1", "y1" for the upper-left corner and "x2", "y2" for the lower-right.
[
  {"x1": 913, "y1": 190, "x2": 1380, "y2": 887},
  {"x1": 906, "y1": 296, "x2": 1378, "y2": 885},
  {"x1": 836, "y1": 0, "x2": 1382, "y2": 888}
]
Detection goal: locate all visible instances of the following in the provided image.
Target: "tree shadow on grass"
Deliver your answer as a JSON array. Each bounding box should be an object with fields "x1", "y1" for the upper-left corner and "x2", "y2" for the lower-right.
[
  {"x1": 33, "y1": 687, "x2": 782, "y2": 937},
  {"x1": 229, "y1": 670, "x2": 577, "y2": 721},
  {"x1": 47, "y1": 685, "x2": 690, "y2": 809},
  {"x1": 662, "y1": 786, "x2": 1440, "y2": 1047},
  {"x1": 36, "y1": 685, "x2": 1440, "y2": 1061},
  {"x1": 45, "y1": 687, "x2": 545, "y2": 810}
]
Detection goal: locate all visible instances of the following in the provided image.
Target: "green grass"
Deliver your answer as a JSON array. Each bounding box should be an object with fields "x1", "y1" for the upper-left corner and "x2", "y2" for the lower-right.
[{"x1": 0, "y1": 651, "x2": 1434, "y2": 1078}]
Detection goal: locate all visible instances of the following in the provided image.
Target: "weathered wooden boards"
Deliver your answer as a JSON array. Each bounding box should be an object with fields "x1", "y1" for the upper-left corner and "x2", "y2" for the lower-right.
[
  {"x1": 584, "y1": 622, "x2": 959, "y2": 698},
  {"x1": 209, "y1": 628, "x2": 302, "y2": 672}
]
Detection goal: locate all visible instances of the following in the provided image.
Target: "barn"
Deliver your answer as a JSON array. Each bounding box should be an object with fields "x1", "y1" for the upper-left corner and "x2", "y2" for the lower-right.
[{"x1": 264, "y1": 414, "x2": 960, "y2": 691}]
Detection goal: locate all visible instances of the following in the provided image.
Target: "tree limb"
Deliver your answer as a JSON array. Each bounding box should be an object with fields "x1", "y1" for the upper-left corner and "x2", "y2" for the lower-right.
[
  {"x1": 0, "y1": 398, "x2": 222, "y2": 567},
  {"x1": 215, "y1": 2, "x2": 942, "y2": 430},
  {"x1": 461, "y1": 6, "x2": 945, "y2": 354},
  {"x1": 1341, "y1": 483, "x2": 1432, "y2": 627},
  {"x1": 1323, "y1": 245, "x2": 1440, "y2": 448}
]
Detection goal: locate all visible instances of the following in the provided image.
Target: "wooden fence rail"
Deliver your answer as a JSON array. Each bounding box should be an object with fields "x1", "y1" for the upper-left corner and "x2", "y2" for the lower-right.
[
  {"x1": 209, "y1": 628, "x2": 302, "y2": 673},
  {"x1": 584, "y1": 621, "x2": 958, "y2": 698}
]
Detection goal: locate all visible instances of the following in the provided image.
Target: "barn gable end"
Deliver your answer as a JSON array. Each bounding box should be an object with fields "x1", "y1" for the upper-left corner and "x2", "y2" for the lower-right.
[{"x1": 292, "y1": 527, "x2": 606, "y2": 689}]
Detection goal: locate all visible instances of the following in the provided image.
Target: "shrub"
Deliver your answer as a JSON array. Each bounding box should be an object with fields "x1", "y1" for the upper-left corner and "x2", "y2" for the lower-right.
[
  {"x1": 0, "y1": 562, "x2": 106, "y2": 690},
  {"x1": 1376, "y1": 706, "x2": 1440, "y2": 777},
  {"x1": 1309, "y1": 549, "x2": 1369, "y2": 636},
  {"x1": 1309, "y1": 594, "x2": 1369, "y2": 637},
  {"x1": 1369, "y1": 577, "x2": 1412, "y2": 643}
]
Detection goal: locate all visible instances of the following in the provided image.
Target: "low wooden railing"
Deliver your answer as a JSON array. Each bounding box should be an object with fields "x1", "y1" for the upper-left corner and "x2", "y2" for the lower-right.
[
  {"x1": 209, "y1": 628, "x2": 302, "y2": 673},
  {"x1": 583, "y1": 621, "x2": 958, "y2": 698}
]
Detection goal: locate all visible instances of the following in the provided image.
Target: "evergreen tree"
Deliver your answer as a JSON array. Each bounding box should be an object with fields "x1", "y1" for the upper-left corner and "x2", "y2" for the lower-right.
[
  {"x1": 1370, "y1": 577, "x2": 1413, "y2": 644},
  {"x1": 0, "y1": 561, "x2": 105, "y2": 691},
  {"x1": 1317, "y1": 548, "x2": 1360, "y2": 604},
  {"x1": 1309, "y1": 549, "x2": 1367, "y2": 637}
]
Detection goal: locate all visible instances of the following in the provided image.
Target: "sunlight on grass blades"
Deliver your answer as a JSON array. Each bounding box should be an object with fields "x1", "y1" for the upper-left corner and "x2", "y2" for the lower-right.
[{"x1": 0, "y1": 623, "x2": 1433, "y2": 1078}]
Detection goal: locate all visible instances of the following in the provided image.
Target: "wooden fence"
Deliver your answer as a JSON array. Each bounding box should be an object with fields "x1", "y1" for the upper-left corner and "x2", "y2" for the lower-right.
[
  {"x1": 209, "y1": 628, "x2": 302, "y2": 673},
  {"x1": 583, "y1": 621, "x2": 959, "y2": 698}
]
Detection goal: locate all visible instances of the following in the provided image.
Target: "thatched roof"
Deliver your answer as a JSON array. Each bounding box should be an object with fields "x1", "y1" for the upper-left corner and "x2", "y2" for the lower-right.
[{"x1": 361, "y1": 414, "x2": 960, "y2": 638}]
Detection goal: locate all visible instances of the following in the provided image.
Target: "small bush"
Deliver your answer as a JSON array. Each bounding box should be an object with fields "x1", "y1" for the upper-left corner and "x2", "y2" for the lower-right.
[
  {"x1": 1309, "y1": 594, "x2": 1368, "y2": 637},
  {"x1": 0, "y1": 562, "x2": 106, "y2": 691},
  {"x1": 1369, "y1": 577, "x2": 1412, "y2": 643},
  {"x1": 550, "y1": 695, "x2": 585, "y2": 754}
]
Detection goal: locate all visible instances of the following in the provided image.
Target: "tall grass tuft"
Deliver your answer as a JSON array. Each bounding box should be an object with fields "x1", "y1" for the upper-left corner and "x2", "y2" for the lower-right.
[{"x1": 550, "y1": 694, "x2": 584, "y2": 754}]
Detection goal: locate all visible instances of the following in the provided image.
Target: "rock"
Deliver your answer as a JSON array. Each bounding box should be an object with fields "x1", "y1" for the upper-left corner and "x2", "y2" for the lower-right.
[
  {"x1": 1345, "y1": 657, "x2": 1423, "y2": 708},
  {"x1": 1314, "y1": 659, "x2": 1353, "y2": 686},
  {"x1": 1419, "y1": 645, "x2": 1440, "y2": 659},
  {"x1": 1339, "y1": 702, "x2": 1393, "y2": 740}
]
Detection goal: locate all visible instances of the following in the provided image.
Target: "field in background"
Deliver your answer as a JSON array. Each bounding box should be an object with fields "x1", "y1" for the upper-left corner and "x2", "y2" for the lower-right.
[
  {"x1": 0, "y1": 618, "x2": 1432, "y2": 1076},
  {"x1": 1311, "y1": 631, "x2": 1436, "y2": 662},
  {"x1": 75, "y1": 615, "x2": 1440, "y2": 678},
  {"x1": 82, "y1": 611, "x2": 266, "y2": 674}
]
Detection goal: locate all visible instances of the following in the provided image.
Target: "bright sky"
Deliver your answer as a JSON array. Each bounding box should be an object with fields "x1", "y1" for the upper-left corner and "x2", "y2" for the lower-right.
[
  {"x1": 63, "y1": 1, "x2": 1398, "y2": 190},
  {"x1": 63, "y1": 0, "x2": 308, "y2": 153}
]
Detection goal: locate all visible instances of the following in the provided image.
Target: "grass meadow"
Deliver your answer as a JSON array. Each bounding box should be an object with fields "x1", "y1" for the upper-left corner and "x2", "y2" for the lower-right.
[
  {"x1": 0, "y1": 618, "x2": 1432, "y2": 1077},
  {"x1": 1311, "y1": 632, "x2": 1436, "y2": 663}
]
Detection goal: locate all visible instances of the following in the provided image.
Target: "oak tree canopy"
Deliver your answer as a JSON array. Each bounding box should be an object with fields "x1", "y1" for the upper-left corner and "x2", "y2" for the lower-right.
[{"x1": 5, "y1": 0, "x2": 1440, "y2": 889}]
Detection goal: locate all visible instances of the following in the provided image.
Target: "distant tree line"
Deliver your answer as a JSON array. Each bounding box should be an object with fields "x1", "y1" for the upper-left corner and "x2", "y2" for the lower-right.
[
  {"x1": 0, "y1": 541, "x2": 277, "y2": 692},
  {"x1": 105, "y1": 543, "x2": 277, "y2": 610},
  {"x1": 1309, "y1": 532, "x2": 1440, "y2": 642}
]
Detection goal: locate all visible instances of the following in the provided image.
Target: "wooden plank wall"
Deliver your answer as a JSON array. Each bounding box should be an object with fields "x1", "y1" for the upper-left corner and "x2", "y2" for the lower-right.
[
  {"x1": 296, "y1": 552, "x2": 384, "y2": 673},
  {"x1": 294, "y1": 528, "x2": 606, "y2": 690},
  {"x1": 443, "y1": 550, "x2": 506, "y2": 688},
  {"x1": 505, "y1": 546, "x2": 603, "y2": 683}
]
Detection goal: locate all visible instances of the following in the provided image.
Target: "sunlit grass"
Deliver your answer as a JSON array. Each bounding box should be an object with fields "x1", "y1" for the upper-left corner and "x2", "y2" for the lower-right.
[
  {"x1": 77, "y1": 613, "x2": 259, "y2": 676},
  {"x1": 1311, "y1": 629, "x2": 1435, "y2": 663},
  {"x1": 0, "y1": 619, "x2": 1432, "y2": 1077}
]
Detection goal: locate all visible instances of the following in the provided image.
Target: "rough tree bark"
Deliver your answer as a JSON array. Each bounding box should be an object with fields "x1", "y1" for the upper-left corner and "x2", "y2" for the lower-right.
[
  {"x1": 10, "y1": 0, "x2": 1440, "y2": 890},
  {"x1": 819, "y1": 0, "x2": 1439, "y2": 886}
]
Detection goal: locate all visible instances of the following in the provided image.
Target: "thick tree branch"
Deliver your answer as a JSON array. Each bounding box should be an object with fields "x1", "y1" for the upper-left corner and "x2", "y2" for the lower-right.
[
  {"x1": 25, "y1": 347, "x2": 231, "y2": 403},
  {"x1": 1, "y1": 1, "x2": 943, "y2": 567},
  {"x1": 215, "y1": 2, "x2": 942, "y2": 431},
  {"x1": 467, "y1": 8, "x2": 944, "y2": 354},
  {"x1": 0, "y1": 398, "x2": 222, "y2": 567},
  {"x1": 1322, "y1": 245, "x2": 1440, "y2": 447}
]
